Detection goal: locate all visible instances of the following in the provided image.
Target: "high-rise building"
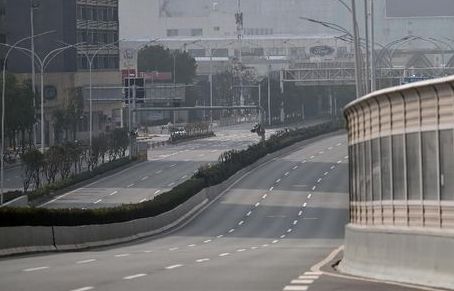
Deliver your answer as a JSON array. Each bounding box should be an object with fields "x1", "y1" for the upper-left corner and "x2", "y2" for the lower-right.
[
  {"x1": 3, "y1": 0, "x2": 122, "y2": 146},
  {"x1": 5, "y1": 0, "x2": 119, "y2": 73}
]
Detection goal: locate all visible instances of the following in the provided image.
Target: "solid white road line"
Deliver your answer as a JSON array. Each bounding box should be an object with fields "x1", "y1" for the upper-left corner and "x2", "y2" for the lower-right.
[
  {"x1": 291, "y1": 280, "x2": 314, "y2": 284},
  {"x1": 123, "y1": 274, "x2": 147, "y2": 280},
  {"x1": 109, "y1": 191, "x2": 118, "y2": 196},
  {"x1": 166, "y1": 264, "x2": 183, "y2": 270},
  {"x1": 94, "y1": 199, "x2": 102, "y2": 204},
  {"x1": 23, "y1": 266, "x2": 49, "y2": 272},
  {"x1": 219, "y1": 253, "x2": 230, "y2": 257},
  {"x1": 70, "y1": 287, "x2": 94, "y2": 291},
  {"x1": 283, "y1": 286, "x2": 308, "y2": 291},
  {"x1": 76, "y1": 259, "x2": 96, "y2": 264}
]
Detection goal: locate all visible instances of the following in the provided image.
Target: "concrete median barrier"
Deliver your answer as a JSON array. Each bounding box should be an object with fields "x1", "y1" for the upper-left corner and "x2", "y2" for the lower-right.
[
  {"x1": 0, "y1": 226, "x2": 55, "y2": 256},
  {"x1": 339, "y1": 224, "x2": 454, "y2": 290}
]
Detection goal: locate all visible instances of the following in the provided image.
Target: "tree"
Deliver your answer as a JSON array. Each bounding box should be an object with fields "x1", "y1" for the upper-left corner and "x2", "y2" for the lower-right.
[
  {"x1": 0, "y1": 74, "x2": 36, "y2": 150},
  {"x1": 21, "y1": 149, "x2": 44, "y2": 191},
  {"x1": 52, "y1": 88, "x2": 84, "y2": 144},
  {"x1": 138, "y1": 45, "x2": 197, "y2": 84}
]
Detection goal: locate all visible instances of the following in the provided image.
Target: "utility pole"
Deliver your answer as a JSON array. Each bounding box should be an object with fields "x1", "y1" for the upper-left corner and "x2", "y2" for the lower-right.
[
  {"x1": 364, "y1": 0, "x2": 370, "y2": 94},
  {"x1": 30, "y1": 0, "x2": 39, "y2": 146},
  {"x1": 370, "y1": 0, "x2": 376, "y2": 91},
  {"x1": 351, "y1": 0, "x2": 363, "y2": 98},
  {"x1": 236, "y1": 0, "x2": 244, "y2": 106},
  {"x1": 267, "y1": 64, "x2": 271, "y2": 126}
]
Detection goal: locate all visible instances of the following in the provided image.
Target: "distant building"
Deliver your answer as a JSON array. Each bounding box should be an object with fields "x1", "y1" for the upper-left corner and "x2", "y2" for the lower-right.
[{"x1": 3, "y1": 0, "x2": 122, "y2": 145}]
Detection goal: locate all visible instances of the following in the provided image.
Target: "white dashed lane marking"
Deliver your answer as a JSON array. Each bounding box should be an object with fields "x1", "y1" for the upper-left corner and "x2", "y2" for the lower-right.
[
  {"x1": 140, "y1": 176, "x2": 149, "y2": 181},
  {"x1": 127, "y1": 183, "x2": 135, "y2": 188},
  {"x1": 94, "y1": 199, "x2": 102, "y2": 204},
  {"x1": 165, "y1": 264, "x2": 183, "y2": 270},
  {"x1": 276, "y1": 179, "x2": 281, "y2": 183},
  {"x1": 76, "y1": 259, "x2": 96, "y2": 264},
  {"x1": 154, "y1": 190, "x2": 161, "y2": 195},
  {"x1": 123, "y1": 273, "x2": 147, "y2": 280},
  {"x1": 196, "y1": 258, "x2": 210, "y2": 263},
  {"x1": 70, "y1": 287, "x2": 94, "y2": 291},
  {"x1": 283, "y1": 286, "x2": 308, "y2": 290},
  {"x1": 115, "y1": 254, "x2": 130, "y2": 257},
  {"x1": 219, "y1": 253, "x2": 230, "y2": 257},
  {"x1": 109, "y1": 191, "x2": 118, "y2": 196},
  {"x1": 23, "y1": 266, "x2": 49, "y2": 272}
]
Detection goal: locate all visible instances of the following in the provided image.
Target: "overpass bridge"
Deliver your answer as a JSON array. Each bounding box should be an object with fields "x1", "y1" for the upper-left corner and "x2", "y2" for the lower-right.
[{"x1": 282, "y1": 65, "x2": 454, "y2": 86}]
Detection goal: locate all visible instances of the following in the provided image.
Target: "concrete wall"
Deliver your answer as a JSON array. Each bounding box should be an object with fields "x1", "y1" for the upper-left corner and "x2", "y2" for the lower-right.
[{"x1": 339, "y1": 224, "x2": 454, "y2": 290}]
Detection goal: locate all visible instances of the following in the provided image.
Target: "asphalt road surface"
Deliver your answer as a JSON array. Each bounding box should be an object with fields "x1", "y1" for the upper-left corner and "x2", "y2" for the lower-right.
[
  {"x1": 0, "y1": 133, "x2": 422, "y2": 291},
  {"x1": 38, "y1": 121, "x2": 325, "y2": 209}
]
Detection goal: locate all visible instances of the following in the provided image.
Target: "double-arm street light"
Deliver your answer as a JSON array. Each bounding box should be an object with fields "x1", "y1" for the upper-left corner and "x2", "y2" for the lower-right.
[
  {"x1": 77, "y1": 40, "x2": 121, "y2": 149},
  {"x1": 0, "y1": 31, "x2": 53, "y2": 204}
]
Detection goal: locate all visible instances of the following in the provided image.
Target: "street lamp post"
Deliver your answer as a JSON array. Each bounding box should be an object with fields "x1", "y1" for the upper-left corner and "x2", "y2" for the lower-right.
[{"x1": 1, "y1": 32, "x2": 51, "y2": 204}]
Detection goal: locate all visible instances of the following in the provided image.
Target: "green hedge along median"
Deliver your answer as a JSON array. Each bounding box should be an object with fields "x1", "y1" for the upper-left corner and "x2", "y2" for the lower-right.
[{"x1": 0, "y1": 121, "x2": 343, "y2": 227}]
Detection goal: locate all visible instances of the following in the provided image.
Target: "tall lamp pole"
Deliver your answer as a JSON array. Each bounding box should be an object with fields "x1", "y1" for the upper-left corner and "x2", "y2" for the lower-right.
[
  {"x1": 30, "y1": 0, "x2": 40, "y2": 146},
  {"x1": 1, "y1": 33, "x2": 51, "y2": 204}
]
